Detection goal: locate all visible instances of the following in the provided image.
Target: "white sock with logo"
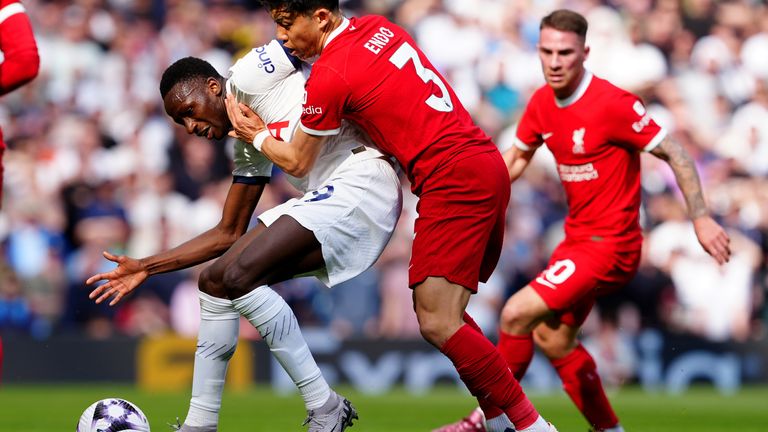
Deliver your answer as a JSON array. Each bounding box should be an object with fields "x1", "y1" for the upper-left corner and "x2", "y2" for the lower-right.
[
  {"x1": 601, "y1": 426, "x2": 625, "y2": 432},
  {"x1": 232, "y1": 285, "x2": 331, "y2": 410},
  {"x1": 184, "y1": 292, "x2": 239, "y2": 427}
]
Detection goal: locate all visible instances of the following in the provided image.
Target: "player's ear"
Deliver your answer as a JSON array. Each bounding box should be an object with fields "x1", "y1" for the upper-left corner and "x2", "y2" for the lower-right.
[
  {"x1": 207, "y1": 77, "x2": 223, "y2": 96},
  {"x1": 583, "y1": 44, "x2": 590, "y2": 61},
  {"x1": 314, "y1": 8, "x2": 332, "y2": 29}
]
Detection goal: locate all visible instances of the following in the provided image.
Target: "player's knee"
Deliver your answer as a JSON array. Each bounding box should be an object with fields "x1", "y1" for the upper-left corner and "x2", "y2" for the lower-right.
[
  {"x1": 500, "y1": 300, "x2": 534, "y2": 334},
  {"x1": 415, "y1": 310, "x2": 452, "y2": 347},
  {"x1": 198, "y1": 267, "x2": 227, "y2": 298},
  {"x1": 221, "y1": 262, "x2": 252, "y2": 300}
]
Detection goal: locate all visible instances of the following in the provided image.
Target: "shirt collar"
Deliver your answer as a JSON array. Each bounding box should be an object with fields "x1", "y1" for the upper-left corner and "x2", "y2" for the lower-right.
[
  {"x1": 555, "y1": 70, "x2": 593, "y2": 108},
  {"x1": 324, "y1": 17, "x2": 350, "y2": 48}
]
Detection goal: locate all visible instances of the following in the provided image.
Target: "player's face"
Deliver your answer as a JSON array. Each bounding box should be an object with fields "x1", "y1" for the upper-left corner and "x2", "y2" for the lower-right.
[
  {"x1": 537, "y1": 27, "x2": 589, "y2": 98},
  {"x1": 163, "y1": 78, "x2": 229, "y2": 140},
  {"x1": 270, "y1": 8, "x2": 327, "y2": 61}
]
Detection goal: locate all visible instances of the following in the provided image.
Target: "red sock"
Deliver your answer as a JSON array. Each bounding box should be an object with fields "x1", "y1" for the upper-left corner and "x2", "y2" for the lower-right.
[
  {"x1": 497, "y1": 331, "x2": 534, "y2": 381},
  {"x1": 551, "y1": 344, "x2": 619, "y2": 430},
  {"x1": 441, "y1": 324, "x2": 539, "y2": 429},
  {"x1": 461, "y1": 313, "x2": 505, "y2": 420}
]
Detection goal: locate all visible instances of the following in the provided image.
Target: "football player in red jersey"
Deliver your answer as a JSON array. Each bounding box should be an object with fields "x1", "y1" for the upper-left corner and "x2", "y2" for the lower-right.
[
  {"x1": 223, "y1": 0, "x2": 556, "y2": 431},
  {"x1": 438, "y1": 9, "x2": 731, "y2": 432},
  {"x1": 0, "y1": 0, "x2": 39, "y2": 383},
  {"x1": 0, "y1": 0, "x2": 38, "y2": 207}
]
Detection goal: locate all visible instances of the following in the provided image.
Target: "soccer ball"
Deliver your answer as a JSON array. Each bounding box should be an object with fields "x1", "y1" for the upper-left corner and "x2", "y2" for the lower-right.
[{"x1": 76, "y1": 398, "x2": 151, "y2": 432}]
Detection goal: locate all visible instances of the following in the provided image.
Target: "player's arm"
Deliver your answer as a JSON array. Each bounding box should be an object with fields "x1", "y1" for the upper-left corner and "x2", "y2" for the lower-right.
[
  {"x1": 650, "y1": 136, "x2": 731, "y2": 264},
  {"x1": 224, "y1": 94, "x2": 326, "y2": 177},
  {"x1": 502, "y1": 145, "x2": 537, "y2": 182},
  {"x1": 0, "y1": 0, "x2": 40, "y2": 95},
  {"x1": 87, "y1": 181, "x2": 265, "y2": 305}
]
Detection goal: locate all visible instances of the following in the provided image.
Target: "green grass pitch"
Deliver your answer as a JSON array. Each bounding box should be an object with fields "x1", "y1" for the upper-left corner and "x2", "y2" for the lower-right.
[{"x1": 1, "y1": 384, "x2": 766, "y2": 431}]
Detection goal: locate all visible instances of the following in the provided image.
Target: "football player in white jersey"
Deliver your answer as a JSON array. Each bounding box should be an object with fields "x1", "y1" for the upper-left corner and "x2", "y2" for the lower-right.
[{"x1": 86, "y1": 40, "x2": 402, "y2": 432}]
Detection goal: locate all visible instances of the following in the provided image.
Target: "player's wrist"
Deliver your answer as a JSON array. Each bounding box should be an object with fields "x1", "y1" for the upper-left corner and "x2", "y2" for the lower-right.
[{"x1": 252, "y1": 130, "x2": 271, "y2": 152}]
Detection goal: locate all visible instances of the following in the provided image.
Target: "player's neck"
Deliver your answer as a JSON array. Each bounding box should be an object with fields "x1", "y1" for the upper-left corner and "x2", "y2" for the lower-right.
[
  {"x1": 319, "y1": 13, "x2": 344, "y2": 49},
  {"x1": 554, "y1": 69, "x2": 586, "y2": 100}
]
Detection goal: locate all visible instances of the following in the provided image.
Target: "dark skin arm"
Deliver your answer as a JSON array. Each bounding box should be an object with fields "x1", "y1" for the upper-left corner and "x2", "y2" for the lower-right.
[
  {"x1": 87, "y1": 181, "x2": 265, "y2": 305},
  {"x1": 650, "y1": 136, "x2": 731, "y2": 264}
]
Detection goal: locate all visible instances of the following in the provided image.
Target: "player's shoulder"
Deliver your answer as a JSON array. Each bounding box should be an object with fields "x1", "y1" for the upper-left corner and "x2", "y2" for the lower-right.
[
  {"x1": 229, "y1": 40, "x2": 298, "y2": 94},
  {"x1": 590, "y1": 75, "x2": 640, "y2": 102}
]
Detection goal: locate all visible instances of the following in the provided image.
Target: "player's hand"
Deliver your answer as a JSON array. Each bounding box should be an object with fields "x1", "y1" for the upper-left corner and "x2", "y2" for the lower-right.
[
  {"x1": 225, "y1": 93, "x2": 266, "y2": 144},
  {"x1": 693, "y1": 216, "x2": 731, "y2": 265},
  {"x1": 86, "y1": 251, "x2": 149, "y2": 306}
]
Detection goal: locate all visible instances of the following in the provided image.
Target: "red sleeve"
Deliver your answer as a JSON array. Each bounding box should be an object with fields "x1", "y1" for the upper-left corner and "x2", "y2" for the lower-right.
[
  {"x1": 605, "y1": 92, "x2": 666, "y2": 152},
  {"x1": 0, "y1": 0, "x2": 40, "y2": 95},
  {"x1": 299, "y1": 65, "x2": 349, "y2": 137},
  {"x1": 514, "y1": 94, "x2": 544, "y2": 151}
]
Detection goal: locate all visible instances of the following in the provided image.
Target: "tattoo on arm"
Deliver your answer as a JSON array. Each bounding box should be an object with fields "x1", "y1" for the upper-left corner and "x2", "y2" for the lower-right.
[{"x1": 651, "y1": 137, "x2": 708, "y2": 219}]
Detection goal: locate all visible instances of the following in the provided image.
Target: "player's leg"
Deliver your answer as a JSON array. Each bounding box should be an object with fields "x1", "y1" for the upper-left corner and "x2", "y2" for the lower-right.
[
  {"x1": 414, "y1": 152, "x2": 552, "y2": 432},
  {"x1": 222, "y1": 216, "x2": 357, "y2": 430},
  {"x1": 180, "y1": 220, "x2": 337, "y2": 431},
  {"x1": 177, "y1": 224, "x2": 268, "y2": 431},
  {"x1": 535, "y1": 319, "x2": 623, "y2": 432},
  {"x1": 497, "y1": 285, "x2": 554, "y2": 379}
]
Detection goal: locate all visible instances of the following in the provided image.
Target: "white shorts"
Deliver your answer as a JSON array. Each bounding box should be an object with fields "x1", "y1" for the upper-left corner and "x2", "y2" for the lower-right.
[{"x1": 258, "y1": 151, "x2": 402, "y2": 287}]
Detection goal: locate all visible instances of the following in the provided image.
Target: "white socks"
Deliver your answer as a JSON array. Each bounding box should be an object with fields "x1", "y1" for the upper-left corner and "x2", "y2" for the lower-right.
[
  {"x1": 232, "y1": 285, "x2": 331, "y2": 410},
  {"x1": 518, "y1": 415, "x2": 551, "y2": 432},
  {"x1": 486, "y1": 414, "x2": 514, "y2": 432},
  {"x1": 184, "y1": 292, "x2": 239, "y2": 427}
]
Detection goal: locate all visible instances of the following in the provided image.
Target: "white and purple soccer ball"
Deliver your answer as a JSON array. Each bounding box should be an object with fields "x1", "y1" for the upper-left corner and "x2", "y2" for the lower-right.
[{"x1": 76, "y1": 398, "x2": 151, "y2": 432}]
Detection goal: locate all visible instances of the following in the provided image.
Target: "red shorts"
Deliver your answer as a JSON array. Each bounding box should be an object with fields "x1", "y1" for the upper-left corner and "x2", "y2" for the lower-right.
[
  {"x1": 409, "y1": 151, "x2": 510, "y2": 291},
  {"x1": 530, "y1": 238, "x2": 641, "y2": 327}
]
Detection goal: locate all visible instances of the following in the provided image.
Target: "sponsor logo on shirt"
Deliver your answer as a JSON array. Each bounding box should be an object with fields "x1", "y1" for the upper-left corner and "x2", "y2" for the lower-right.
[
  {"x1": 558, "y1": 163, "x2": 598, "y2": 182},
  {"x1": 254, "y1": 45, "x2": 275, "y2": 73},
  {"x1": 364, "y1": 26, "x2": 395, "y2": 54},
  {"x1": 303, "y1": 105, "x2": 323, "y2": 115},
  {"x1": 572, "y1": 128, "x2": 585, "y2": 154}
]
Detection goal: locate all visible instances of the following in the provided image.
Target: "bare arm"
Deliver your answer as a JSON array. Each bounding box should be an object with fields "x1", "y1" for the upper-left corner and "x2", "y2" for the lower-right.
[
  {"x1": 502, "y1": 145, "x2": 537, "y2": 182},
  {"x1": 87, "y1": 182, "x2": 265, "y2": 305},
  {"x1": 650, "y1": 136, "x2": 731, "y2": 264},
  {"x1": 225, "y1": 94, "x2": 326, "y2": 177}
]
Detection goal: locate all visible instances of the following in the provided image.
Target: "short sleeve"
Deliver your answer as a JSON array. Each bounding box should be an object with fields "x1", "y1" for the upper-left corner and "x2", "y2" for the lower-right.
[
  {"x1": 232, "y1": 139, "x2": 273, "y2": 184},
  {"x1": 606, "y1": 93, "x2": 666, "y2": 152},
  {"x1": 299, "y1": 65, "x2": 348, "y2": 136},
  {"x1": 514, "y1": 100, "x2": 544, "y2": 151}
]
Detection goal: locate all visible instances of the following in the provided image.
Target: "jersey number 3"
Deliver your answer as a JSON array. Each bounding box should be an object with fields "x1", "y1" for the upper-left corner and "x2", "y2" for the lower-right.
[{"x1": 389, "y1": 42, "x2": 454, "y2": 113}]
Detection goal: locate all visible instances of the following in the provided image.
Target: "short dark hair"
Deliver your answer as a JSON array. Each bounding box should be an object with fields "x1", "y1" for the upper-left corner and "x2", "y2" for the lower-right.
[
  {"x1": 258, "y1": 0, "x2": 339, "y2": 16},
  {"x1": 540, "y1": 9, "x2": 588, "y2": 39},
  {"x1": 160, "y1": 57, "x2": 222, "y2": 98}
]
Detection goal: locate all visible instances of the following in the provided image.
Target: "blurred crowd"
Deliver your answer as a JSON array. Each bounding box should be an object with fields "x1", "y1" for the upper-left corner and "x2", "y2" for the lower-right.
[{"x1": 1, "y1": 0, "x2": 767, "y2": 386}]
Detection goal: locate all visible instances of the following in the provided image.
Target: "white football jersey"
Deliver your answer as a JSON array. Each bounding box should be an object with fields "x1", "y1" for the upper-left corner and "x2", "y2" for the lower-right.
[{"x1": 227, "y1": 39, "x2": 383, "y2": 192}]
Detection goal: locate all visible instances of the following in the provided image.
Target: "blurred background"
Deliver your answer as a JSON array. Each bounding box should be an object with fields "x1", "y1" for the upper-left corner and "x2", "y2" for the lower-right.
[{"x1": 1, "y1": 0, "x2": 768, "y2": 428}]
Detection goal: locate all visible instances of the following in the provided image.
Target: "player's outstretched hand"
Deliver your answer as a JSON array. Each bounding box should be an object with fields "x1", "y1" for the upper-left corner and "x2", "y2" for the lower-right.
[
  {"x1": 225, "y1": 93, "x2": 266, "y2": 143},
  {"x1": 693, "y1": 216, "x2": 731, "y2": 265},
  {"x1": 86, "y1": 251, "x2": 149, "y2": 306}
]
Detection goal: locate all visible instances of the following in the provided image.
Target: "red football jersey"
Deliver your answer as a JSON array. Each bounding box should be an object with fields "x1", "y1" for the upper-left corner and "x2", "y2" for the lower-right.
[
  {"x1": 300, "y1": 15, "x2": 497, "y2": 194},
  {"x1": 515, "y1": 72, "x2": 666, "y2": 249}
]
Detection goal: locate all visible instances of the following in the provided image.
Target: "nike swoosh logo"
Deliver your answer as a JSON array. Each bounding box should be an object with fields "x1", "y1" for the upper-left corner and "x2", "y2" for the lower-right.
[{"x1": 542, "y1": 132, "x2": 553, "y2": 140}]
